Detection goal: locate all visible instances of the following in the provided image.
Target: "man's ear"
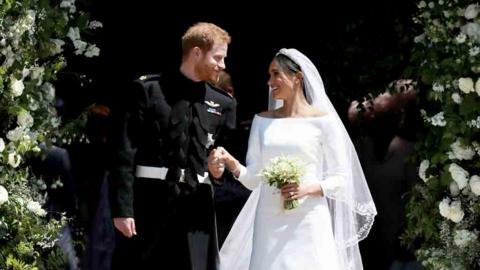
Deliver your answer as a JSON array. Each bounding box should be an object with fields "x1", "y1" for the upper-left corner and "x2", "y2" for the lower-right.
[{"x1": 192, "y1": 46, "x2": 202, "y2": 59}]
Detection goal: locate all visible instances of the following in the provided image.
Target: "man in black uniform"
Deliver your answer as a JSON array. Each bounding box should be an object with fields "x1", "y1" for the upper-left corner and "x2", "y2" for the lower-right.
[{"x1": 109, "y1": 22, "x2": 235, "y2": 270}]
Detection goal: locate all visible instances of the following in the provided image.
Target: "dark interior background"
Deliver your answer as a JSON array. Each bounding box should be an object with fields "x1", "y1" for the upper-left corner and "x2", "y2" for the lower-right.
[{"x1": 59, "y1": 0, "x2": 418, "y2": 125}]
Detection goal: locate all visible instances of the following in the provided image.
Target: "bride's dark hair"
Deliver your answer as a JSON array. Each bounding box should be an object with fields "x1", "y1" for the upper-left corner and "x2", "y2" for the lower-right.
[{"x1": 274, "y1": 54, "x2": 301, "y2": 75}]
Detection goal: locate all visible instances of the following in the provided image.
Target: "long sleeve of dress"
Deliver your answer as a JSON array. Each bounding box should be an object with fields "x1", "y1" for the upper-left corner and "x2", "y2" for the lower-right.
[
  {"x1": 236, "y1": 117, "x2": 263, "y2": 190},
  {"x1": 319, "y1": 117, "x2": 349, "y2": 197}
]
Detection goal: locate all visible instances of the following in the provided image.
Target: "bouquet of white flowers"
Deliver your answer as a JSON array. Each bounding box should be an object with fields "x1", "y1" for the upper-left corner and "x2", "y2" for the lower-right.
[{"x1": 261, "y1": 155, "x2": 306, "y2": 210}]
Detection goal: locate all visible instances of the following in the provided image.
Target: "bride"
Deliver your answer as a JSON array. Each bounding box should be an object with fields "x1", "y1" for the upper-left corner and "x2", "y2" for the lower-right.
[{"x1": 209, "y1": 48, "x2": 377, "y2": 270}]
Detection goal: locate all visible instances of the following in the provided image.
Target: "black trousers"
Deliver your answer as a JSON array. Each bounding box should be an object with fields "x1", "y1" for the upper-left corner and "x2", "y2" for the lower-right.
[{"x1": 112, "y1": 179, "x2": 219, "y2": 270}]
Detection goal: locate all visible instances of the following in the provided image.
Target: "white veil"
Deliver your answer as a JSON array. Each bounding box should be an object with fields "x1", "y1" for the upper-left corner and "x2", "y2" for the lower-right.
[{"x1": 271, "y1": 48, "x2": 377, "y2": 270}]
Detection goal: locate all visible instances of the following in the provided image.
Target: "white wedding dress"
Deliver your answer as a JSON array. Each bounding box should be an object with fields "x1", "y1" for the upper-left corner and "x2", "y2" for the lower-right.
[{"x1": 220, "y1": 114, "x2": 348, "y2": 270}]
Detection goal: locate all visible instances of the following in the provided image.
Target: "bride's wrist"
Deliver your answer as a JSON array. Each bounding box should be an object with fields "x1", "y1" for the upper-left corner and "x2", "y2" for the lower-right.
[
  {"x1": 307, "y1": 183, "x2": 324, "y2": 196},
  {"x1": 227, "y1": 158, "x2": 240, "y2": 176}
]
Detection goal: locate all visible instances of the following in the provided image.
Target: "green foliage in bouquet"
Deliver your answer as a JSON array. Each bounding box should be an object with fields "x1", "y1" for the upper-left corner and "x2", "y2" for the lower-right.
[{"x1": 261, "y1": 155, "x2": 306, "y2": 210}]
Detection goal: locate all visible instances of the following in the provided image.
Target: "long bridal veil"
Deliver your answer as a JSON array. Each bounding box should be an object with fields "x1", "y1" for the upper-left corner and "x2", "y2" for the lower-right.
[{"x1": 272, "y1": 48, "x2": 376, "y2": 270}]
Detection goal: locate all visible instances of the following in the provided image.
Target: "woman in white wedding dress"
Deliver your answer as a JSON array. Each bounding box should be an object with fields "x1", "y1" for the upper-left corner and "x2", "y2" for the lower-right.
[{"x1": 210, "y1": 48, "x2": 377, "y2": 270}]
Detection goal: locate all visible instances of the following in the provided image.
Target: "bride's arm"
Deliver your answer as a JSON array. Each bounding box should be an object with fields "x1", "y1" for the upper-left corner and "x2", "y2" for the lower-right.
[{"x1": 224, "y1": 117, "x2": 263, "y2": 190}]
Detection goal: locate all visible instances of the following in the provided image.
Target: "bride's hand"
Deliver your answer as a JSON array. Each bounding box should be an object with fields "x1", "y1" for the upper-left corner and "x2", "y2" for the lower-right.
[
  {"x1": 281, "y1": 183, "x2": 324, "y2": 200},
  {"x1": 216, "y1": 147, "x2": 241, "y2": 178}
]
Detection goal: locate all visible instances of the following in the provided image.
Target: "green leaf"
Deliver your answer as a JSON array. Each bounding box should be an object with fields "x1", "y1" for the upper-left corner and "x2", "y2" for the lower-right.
[
  {"x1": 459, "y1": 94, "x2": 479, "y2": 116},
  {"x1": 439, "y1": 170, "x2": 452, "y2": 187}
]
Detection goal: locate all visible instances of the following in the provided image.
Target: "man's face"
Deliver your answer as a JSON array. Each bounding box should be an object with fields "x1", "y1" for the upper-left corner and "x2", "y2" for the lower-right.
[{"x1": 194, "y1": 41, "x2": 228, "y2": 83}]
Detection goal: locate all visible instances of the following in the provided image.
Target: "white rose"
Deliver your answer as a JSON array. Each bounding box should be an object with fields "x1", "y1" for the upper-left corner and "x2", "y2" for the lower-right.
[
  {"x1": 454, "y1": 230, "x2": 478, "y2": 248},
  {"x1": 448, "y1": 201, "x2": 465, "y2": 223},
  {"x1": 17, "y1": 111, "x2": 34, "y2": 128},
  {"x1": 67, "y1": 27, "x2": 80, "y2": 42},
  {"x1": 465, "y1": 4, "x2": 480, "y2": 19},
  {"x1": 51, "y1": 117, "x2": 61, "y2": 128},
  {"x1": 7, "y1": 126, "x2": 24, "y2": 142},
  {"x1": 42, "y1": 82, "x2": 55, "y2": 101},
  {"x1": 458, "y1": 77, "x2": 474, "y2": 93},
  {"x1": 10, "y1": 78, "x2": 25, "y2": 97},
  {"x1": 470, "y1": 175, "x2": 480, "y2": 196},
  {"x1": 8, "y1": 152, "x2": 21, "y2": 168},
  {"x1": 0, "y1": 138, "x2": 4, "y2": 152},
  {"x1": 50, "y1": 39, "x2": 65, "y2": 55},
  {"x1": 84, "y1": 44, "x2": 100, "y2": 58},
  {"x1": 476, "y1": 78, "x2": 480, "y2": 96},
  {"x1": 450, "y1": 181, "x2": 460, "y2": 196},
  {"x1": 0, "y1": 185, "x2": 8, "y2": 205},
  {"x1": 449, "y1": 163, "x2": 469, "y2": 190},
  {"x1": 60, "y1": 0, "x2": 76, "y2": 13},
  {"x1": 418, "y1": 1, "x2": 426, "y2": 8},
  {"x1": 461, "y1": 22, "x2": 480, "y2": 40},
  {"x1": 26, "y1": 200, "x2": 46, "y2": 217},
  {"x1": 419, "y1": 160, "x2": 430, "y2": 182},
  {"x1": 451, "y1": 93, "x2": 462, "y2": 104},
  {"x1": 469, "y1": 46, "x2": 480, "y2": 56},
  {"x1": 428, "y1": 1, "x2": 434, "y2": 8},
  {"x1": 73, "y1": 40, "x2": 87, "y2": 55},
  {"x1": 450, "y1": 139, "x2": 475, "y2": 160},
  {"x1": 455, "y1": 33, "x2": 467, "y2": 43},
  {"x1": 1, "y1": 46, "x2": 15, "y2": 67},
  {"x1": 439, "y1": 198, "x2": 450, "y2": 218}
]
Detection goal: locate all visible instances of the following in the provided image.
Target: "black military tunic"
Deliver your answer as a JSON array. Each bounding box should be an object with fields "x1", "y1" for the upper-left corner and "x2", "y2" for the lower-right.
[{"x1": 109, "y1": 71, "x2": 236, "y2": 270}]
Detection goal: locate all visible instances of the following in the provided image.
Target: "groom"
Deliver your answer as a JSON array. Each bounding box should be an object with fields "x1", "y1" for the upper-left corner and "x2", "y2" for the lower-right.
[{"x1": 109, "y1": 22, "x2": 236, "y2": 270}]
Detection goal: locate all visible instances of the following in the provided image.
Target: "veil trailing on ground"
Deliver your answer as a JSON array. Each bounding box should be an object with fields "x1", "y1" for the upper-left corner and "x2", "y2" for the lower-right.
[{"x1": 271, "y1": 48, "x2": 377, "y2": 270}]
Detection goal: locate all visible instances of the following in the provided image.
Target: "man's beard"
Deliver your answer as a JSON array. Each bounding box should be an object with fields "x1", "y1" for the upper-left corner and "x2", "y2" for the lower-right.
[{"x1": 195, "y1": 62, "x2": 218, "y2": 83}]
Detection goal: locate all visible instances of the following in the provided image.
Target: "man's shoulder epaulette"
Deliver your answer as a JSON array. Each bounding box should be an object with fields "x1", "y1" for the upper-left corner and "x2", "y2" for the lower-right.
[{"x1": 134, "y1": 74, "x2": 162, "y2": 83}]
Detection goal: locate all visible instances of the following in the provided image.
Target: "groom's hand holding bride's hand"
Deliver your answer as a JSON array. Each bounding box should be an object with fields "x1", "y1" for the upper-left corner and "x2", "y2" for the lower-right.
[
  {"x1": 208, "y1": 148, "x2": 225, "y2": 179},
  {"x1": 281, "y1": 183, "x2": 324, "y2": 200},
  {"x1": 209, "y1": 147, "x2": 241, "y2": 178}
]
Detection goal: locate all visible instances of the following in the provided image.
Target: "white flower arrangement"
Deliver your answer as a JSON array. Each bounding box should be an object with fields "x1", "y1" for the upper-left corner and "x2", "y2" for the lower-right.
[
  {"x1": 0, "y1": 0, "x2": 100, "y2": 267},
  {"x1": 404, "y1": 1, "x2": 480, "y2": 268}
]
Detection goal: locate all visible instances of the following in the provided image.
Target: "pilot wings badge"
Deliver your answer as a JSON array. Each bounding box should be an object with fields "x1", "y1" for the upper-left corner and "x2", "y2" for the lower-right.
[{"x1": 205, "y1": 100, "x2": 220, "y2": 107}]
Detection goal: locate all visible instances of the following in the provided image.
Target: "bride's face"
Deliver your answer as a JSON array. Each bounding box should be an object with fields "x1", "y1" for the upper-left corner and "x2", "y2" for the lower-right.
[{"x1": 268, "y1": 60, "x2": 296, "y2": 100}]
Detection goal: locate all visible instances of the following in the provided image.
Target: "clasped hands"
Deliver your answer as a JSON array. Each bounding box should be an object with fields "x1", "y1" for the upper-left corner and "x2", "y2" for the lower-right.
[{"x1": 208, "y1": 146, "x2": 241, "y2": 179}]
